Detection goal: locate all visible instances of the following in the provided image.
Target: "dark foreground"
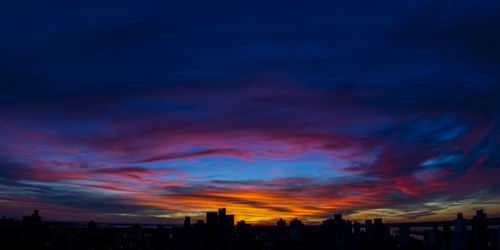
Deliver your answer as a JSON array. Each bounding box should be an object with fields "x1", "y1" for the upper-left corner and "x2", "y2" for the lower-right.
[{"x1": 1, "y1": 209, "x2": 499, "y2": 250}]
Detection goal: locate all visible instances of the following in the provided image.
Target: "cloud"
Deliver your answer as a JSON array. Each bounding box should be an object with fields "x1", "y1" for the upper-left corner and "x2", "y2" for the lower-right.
[{"x1": 135, "y1": 149, "x2": 248, "y2": 163}]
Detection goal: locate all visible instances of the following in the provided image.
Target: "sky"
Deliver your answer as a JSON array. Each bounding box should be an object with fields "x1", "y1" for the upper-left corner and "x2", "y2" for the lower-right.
[{"x1": 0, "y1": 0, "x2": 499, "y2": 224}]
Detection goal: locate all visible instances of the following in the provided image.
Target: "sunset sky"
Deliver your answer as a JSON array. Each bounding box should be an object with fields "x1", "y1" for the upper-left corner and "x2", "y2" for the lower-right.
[{"x1": 1, "y1": 0, "x2": 499, "y2": 224}]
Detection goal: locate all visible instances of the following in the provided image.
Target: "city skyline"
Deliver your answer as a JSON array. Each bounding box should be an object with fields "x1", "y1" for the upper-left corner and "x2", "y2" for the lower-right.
[
  {"x1": 1, "y1": 0, "x2": 500, "y2": 225},
  {"x1": 5, "y1": 207, "x2": 497, "y2": 249},
  {"x1": 5, "y1": 208, "x2": 500, "y2": 227}
]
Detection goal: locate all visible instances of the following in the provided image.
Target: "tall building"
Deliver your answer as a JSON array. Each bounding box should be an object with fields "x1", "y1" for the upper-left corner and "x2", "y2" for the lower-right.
[
  {"x1": 289, "y1": 218, "x2": 304, "y2": 243},
  {"x1": 235, "y1": 220, "x2": 252, "y2": 250},
  {"x1": 216, "y1": 208, "x2": 234, "y2": 250},
  {"x1": 88, "y1": 220, "x2": 97, "y2": 239},
  {"x1": 192, "y1": 220, "x2": 206, "y2": 250},
  {"x1": 472, "y1": 209, "x2": 488, "y2": 250},
  {"x1": 205, "y1": 208, "x2": 234, "y2": 250},
  {"x1": 365, "y1": 219, "x2": 373, "y2": 240},
  {"x1": 452, "y1": 213, "x2": 468, "y2": 250},
  {"x1": 276, "y1": 218, "x2": 288, "y2": 244},
  {"x1": 206, "y1": 212, "x2": 218, "y2": 250},
  {"x1": 183, "y1": 216, "x2": 193, "y2": 249},
  {"x1": 373, "y1": 218, "x2": 389, "y2": 249},
  {"x1": 185, "y1": 216, "x2": 192, "y2": 229},
  {"x1": 22, "y1": 209, "x2": 44, "y2": 248},
  {"x1": 320, "y1": 214, "x2": 352, "y2": 250}
]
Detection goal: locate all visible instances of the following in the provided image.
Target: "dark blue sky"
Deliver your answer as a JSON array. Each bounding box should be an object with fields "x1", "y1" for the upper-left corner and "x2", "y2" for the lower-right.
[
  {"x1": 0, "y1": 0, "x2": 499, "y2": 223},
  {"x1": 3, "y1": 1, "x2": 499, "y2": 101}
]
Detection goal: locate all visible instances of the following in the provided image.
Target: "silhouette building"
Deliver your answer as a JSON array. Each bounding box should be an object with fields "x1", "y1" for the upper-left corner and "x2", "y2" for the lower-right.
[
  {"x1": 373, "y1": 218, "x2": 389, "y2": 249},
  {"x1": 365, "y1": 219, "x2": 373, "y2": 240},
  {"x1": 88, "y1": 220, "x2": 97, "y2": 239},
  {"x1": 320, "y1": 214, "x2": 352, "y2": 250},
  {"x1": 216, "y1": 208, "x2": 234, "y2": 250},
  {"x1": 185, "y1": 216, "x2": 192, "y2": 229},
  {"x1": 472, "y1": 209, "x2": 488, "y2": 250},
  {"x1": 192, "y1": 220, "x2": 206, "y2": 250},
  {"x1": 22, "y1": 209, "x2": 44, "y2": 248},
  {"x1": 289, "y1": 218, "x2": 304, "y2": 243},
  {"x1": 452, "y1": 213, "x2": 468, "y2": 250},
  {"x1": 206, "y1": 211, "x2": 218, "y2": 250},
  {"x1": 6, "y1": 208, "x2": 499, "y2": 250},
  {"x1": 205, "y1": 208, "x2": 235, "y2": 250},
  {"x1": 235, "y1": 220, "x2": 252, "y2": 250},
  {"x1": 276, "y1": 218, "x2": 288, "y2": 244}
]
